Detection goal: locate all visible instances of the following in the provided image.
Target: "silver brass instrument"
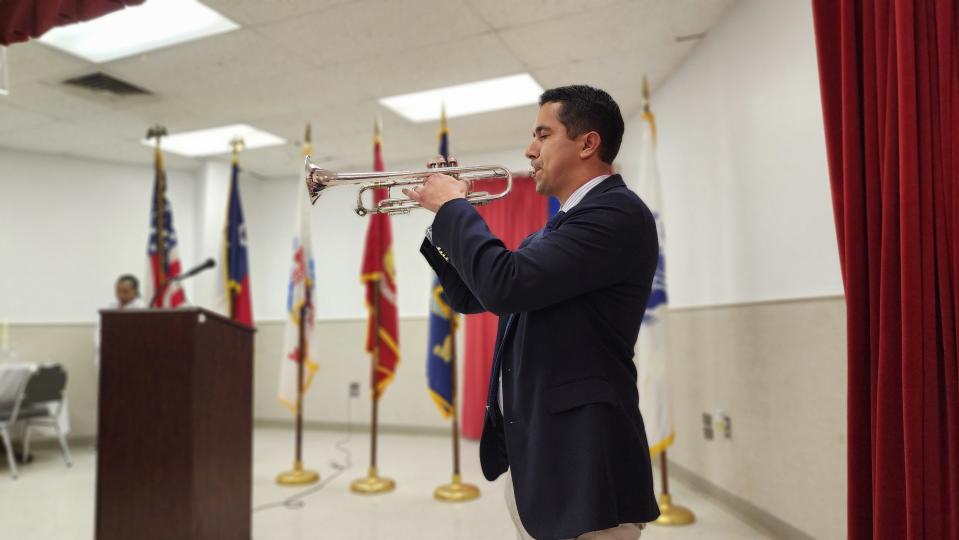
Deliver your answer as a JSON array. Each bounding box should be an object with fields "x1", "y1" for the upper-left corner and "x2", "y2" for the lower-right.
[{"x1": 304, "y1": 156, "x2": 512, "y2": 216}]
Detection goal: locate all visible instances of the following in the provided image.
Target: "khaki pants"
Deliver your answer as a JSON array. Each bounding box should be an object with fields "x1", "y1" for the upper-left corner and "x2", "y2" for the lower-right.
[{"x1": 504, "y1": 471, "x2": 644, "y2": 540}]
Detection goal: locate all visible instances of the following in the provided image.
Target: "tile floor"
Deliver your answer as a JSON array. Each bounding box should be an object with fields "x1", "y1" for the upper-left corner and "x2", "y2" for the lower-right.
[{"x1": 0, "y1": 427, "x2": 775, "y2": 539}]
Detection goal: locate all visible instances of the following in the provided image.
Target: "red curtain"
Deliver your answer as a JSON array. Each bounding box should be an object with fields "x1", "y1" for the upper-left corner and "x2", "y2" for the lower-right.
[
  {"x1": 0, "y1": 0, "x2": 144, "y2": 46},
  {"x1": 461, "y1": 176, "x2": 546, "y2": 439},
  {"x1": 812, "y1": 1, "x2": 959, "y2": 538}
]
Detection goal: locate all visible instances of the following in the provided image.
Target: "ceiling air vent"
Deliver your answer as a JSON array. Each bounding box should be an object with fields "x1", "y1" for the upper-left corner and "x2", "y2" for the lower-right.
[{"x1": 63, "y1": 72, "x2": 151, "y2": 96}]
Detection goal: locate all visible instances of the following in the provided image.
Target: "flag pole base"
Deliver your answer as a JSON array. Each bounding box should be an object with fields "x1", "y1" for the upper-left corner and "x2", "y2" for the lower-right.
[
  {"x1": 654, "y1": 493, "x2": 696, "y2": 526},
  {"x1": 351, "y1": 467, "x2": 395, "y2": 494},
  {"x1": 434, "y1": 474, "x2": 480, "y2": 502},
  {"x1": 276, "y1": 460, "x2": 319, "y2": 486}
]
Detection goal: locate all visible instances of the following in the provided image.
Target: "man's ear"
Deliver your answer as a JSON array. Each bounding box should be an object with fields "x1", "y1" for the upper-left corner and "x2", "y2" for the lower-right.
[{"x1": 580, "y1": 131, "x2": 601, "y2": 159}]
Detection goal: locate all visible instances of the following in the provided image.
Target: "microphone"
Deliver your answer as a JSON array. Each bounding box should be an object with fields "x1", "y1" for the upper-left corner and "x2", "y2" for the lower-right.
[
  {"x1": 168, "y1": 258, "x2": 216, "y2": 283},
  {"x1": 149, "y1": 258, "x2": 216, "y2": 307}
]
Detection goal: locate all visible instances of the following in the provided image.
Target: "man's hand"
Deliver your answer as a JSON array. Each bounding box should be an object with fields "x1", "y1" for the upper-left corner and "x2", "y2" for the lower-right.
[{"x1": 402, "y1": 173, "x2": 468, "y2": 213}]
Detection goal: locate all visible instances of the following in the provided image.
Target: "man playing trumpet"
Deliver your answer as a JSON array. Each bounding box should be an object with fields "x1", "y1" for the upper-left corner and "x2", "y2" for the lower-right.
[{"x1": 405, "y1": 85, "x2": 661, "y2": 540}]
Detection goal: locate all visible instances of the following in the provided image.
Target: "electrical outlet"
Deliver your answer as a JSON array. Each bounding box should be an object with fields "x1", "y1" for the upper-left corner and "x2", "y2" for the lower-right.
[
  {"x1": 702, "y1": 412, "x2": 714, "y2": 440},
  {"x1": 716, "y1": 411, "x2": 732, "y2": 439},
  {"x1": 349, "y1": 382, "x2": 360, "y2": 398}
]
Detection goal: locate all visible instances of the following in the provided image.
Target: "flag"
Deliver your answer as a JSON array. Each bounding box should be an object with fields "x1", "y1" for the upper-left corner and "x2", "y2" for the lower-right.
[
  {"x1": 427, "y1": 107, "x2": 458, "y2": 417},
  {"x1": 143, "y1": 146, "x2": 186, "y2": 308},
  {"x1": 360, "y1": 119, "x2": 399, "y2": 399},
  {"x1": 631, "y1": 99, "x2": 674, "y2": 458},
  {"x1": 224, "y1": 158, "x2": 253, "y2": 326},
  {"x1": 278, "y1": 133, "x2": 320, "y2": 411}
]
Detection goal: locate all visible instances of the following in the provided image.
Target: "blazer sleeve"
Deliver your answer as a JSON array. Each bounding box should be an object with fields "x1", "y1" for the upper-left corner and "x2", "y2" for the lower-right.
[
  {"x1": 419, "y1": 237, "x2": 488, "y2": 314},
  {"x1": 430, "y1": 198, "x2": 651, "y2": 314}
]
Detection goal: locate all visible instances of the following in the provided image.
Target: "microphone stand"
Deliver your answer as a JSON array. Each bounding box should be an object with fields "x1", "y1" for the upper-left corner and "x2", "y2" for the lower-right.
[{"x1": 149, "y1": 259, "x2": 216, "y2": 307}]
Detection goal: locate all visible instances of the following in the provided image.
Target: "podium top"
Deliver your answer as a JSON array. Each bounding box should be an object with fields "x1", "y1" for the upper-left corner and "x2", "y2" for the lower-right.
[{"x1": 98, "y1": 307, "x2": 255, "y2": 333}]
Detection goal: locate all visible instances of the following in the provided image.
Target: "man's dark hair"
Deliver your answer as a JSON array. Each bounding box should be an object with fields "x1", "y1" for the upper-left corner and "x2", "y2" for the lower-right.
[
  {"x1": 539, "y1": 85, "x2": 625, "y2": 164},
  {"x1": 116, "y1": 274, "x2": 139, "y2": 293}
]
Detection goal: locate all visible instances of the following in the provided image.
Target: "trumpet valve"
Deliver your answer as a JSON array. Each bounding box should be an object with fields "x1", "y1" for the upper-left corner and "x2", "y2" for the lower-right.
[{"x1": 427, "y1": 155, "x2": 457, "y2": 169}]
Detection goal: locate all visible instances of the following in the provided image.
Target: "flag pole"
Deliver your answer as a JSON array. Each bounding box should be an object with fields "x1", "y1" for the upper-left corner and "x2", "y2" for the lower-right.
[
  {"x1": 434, "y1": 320, "x2": 479, "y2": 501},
  {"x1": 351, "y1": 279, "x2": 395, "y2": 494},
  {"x1": 655, "y1": 450, "x2": 694, "y2": 525},
  {"x1": 638, "y1": 76, "x2": 694, "y2": 526},
  {"x1": 277, "y1": 125, "x2": 319, "y2": 486}
]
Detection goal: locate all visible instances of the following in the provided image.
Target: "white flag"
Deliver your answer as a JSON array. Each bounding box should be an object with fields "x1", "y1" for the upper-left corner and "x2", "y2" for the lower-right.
[
  {"x1": 277, "y1": 172, "x2": 320, "y2": 412},
  {"x1": 630, "y1": 109, "x2": 674, "y2": 457}
]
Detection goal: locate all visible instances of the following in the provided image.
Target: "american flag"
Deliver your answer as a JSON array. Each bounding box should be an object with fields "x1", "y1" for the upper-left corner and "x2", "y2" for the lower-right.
[{"x1": 143, "y1": 147, "x2": 186, "y2": 308}]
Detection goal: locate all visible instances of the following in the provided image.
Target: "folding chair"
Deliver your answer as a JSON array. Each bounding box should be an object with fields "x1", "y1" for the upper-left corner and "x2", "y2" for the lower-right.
[
  {"x1": 0, "y1": 365, "x2": 35, "y2": 479},
  {"x1": 20, "y1": 364, "x2": 72, "y2": 468}
]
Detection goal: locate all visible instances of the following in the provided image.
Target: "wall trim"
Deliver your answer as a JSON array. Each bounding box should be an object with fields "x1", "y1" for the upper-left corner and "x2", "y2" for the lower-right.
[
  {"x1": 254, "y1": 418, "x2": 455, "y2": 438},
  {"x1": 3, "y1": 314, "x2": 432, "y2": 327},
  {"x1": 666, "y1": 459, "x2": 816, "y2": 540},
  {"x1": 669, "y1": 293, "x2": 844, "y2": 313}
]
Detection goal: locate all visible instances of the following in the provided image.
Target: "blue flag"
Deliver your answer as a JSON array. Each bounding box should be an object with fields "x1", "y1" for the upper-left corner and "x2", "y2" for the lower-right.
[
  {"x1": 427, "y1": 279, "x2": 457, "y2": 418},
  {"x1": 224, "y1": 160, "x2": 252, "y2": 326},
  {"x1": 427, "y1": 107, "x2": 458, "y2": 418}
]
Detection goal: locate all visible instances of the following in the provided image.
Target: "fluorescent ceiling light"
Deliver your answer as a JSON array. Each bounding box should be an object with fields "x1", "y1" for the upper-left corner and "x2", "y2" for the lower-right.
[
  {"x1": 379, "y1": 73, "x2": 544, "y2": 123},
  {"x1": 142, "y1": 124, "x2": 285, "y2": 157},
  {"x1": 39, "y1": 0, "x2": 239, "y2": 63}
]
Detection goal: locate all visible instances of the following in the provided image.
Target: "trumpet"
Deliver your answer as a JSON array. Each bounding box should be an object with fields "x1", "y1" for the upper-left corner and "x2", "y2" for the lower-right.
[{"x1": 304, "y1": 156, "x2": 512, "y2": 216}]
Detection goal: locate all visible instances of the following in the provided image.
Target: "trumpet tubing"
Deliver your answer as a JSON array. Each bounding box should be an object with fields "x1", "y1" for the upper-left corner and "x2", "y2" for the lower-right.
[{"x1": 304, "y1": 156, "x2": 512, "y2": 216}]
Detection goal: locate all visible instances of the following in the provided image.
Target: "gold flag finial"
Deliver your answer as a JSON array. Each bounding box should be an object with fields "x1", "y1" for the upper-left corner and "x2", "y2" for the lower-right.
[
  {"x1": 146, "y1": 124, "x2": 168, "y2": 148},
  {"x1": 642, "y1": 76, "x2": 650, "y2": 113},
  {"x1": 303, "y1": 123, "x2": 312, "y2": 157},
  {"x1": 230, "y1": 136, "x2": 245, "y2": 164}
]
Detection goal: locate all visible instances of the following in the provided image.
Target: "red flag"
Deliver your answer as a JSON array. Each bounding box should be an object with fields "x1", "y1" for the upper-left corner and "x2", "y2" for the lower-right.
[{"x1": 360, "y1": 121, "x2": 399, "y2": 399}]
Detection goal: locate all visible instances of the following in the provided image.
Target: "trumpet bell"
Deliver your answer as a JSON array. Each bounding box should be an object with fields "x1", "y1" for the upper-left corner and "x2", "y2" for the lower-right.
[{"x1": 304, "y1": 160, "x2": 340, "y2": 205}]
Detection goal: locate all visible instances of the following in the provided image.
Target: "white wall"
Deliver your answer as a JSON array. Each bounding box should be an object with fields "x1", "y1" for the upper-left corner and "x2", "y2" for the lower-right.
[
  {"x1": 617, "y1": 0, "x2": 842, "y2": 309},
  {"x1": 0, "y1": 148, "x2": 200, "y2": 322}
]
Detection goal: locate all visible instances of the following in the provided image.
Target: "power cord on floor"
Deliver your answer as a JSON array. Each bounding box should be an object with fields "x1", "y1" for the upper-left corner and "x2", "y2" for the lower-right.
[{"x1": 252, "y1": 392, "x2": 354, "y2": 513}]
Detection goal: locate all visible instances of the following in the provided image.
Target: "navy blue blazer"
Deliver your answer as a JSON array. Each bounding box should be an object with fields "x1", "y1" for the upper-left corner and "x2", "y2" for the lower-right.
[{"x1": 419, "y1": 175, "x2": 661, "y2": 539}]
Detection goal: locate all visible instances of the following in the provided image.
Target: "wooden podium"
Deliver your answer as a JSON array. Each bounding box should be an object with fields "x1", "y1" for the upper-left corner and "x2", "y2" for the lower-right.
[{"x1": 96, "y1": 308, "x2": 254, "y2": 540}]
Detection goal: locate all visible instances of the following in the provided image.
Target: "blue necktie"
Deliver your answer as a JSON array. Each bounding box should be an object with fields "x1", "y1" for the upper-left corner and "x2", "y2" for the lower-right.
[{"x1": 544, "y1": 210, "x2": 566, "y2": 233}]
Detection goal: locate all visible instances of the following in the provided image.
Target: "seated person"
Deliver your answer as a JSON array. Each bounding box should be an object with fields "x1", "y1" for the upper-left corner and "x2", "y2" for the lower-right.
[
  {"x1": 110, "y1": 274, "x2": 146, "y2": 310},
  {"x1": 95, "y1": 274, "x2": 146, "y2": 368}
]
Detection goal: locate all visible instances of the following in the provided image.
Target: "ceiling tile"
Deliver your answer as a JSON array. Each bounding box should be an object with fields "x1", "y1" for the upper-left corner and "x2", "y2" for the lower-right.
[
  {"x1": 256, "y1": 0, "x2": 492, "y2": 68},
  {"x1": 4, "y1": 42, "x2": 94, "y2": 84},
  {"x1": 104, "y1": 29, "x2": 314, "y2": 100},
  {"x1": 0, "y1": 104, "x2": 56, "y2": 134},
  {"x1": 463, "y1": 0, "x2": 627, "y2": 30},
  {"x1": 319, "y1": 32, "x2": 526, "y2": 101},
  {"x1": 201, "y1": 0, "x2": 357, "y2": 27}
]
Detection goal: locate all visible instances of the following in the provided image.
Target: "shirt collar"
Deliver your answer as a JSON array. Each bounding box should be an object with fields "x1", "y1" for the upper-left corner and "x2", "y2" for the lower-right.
[{"x1": 559, "y1": 174, "x2": 611, "y2": 213}]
